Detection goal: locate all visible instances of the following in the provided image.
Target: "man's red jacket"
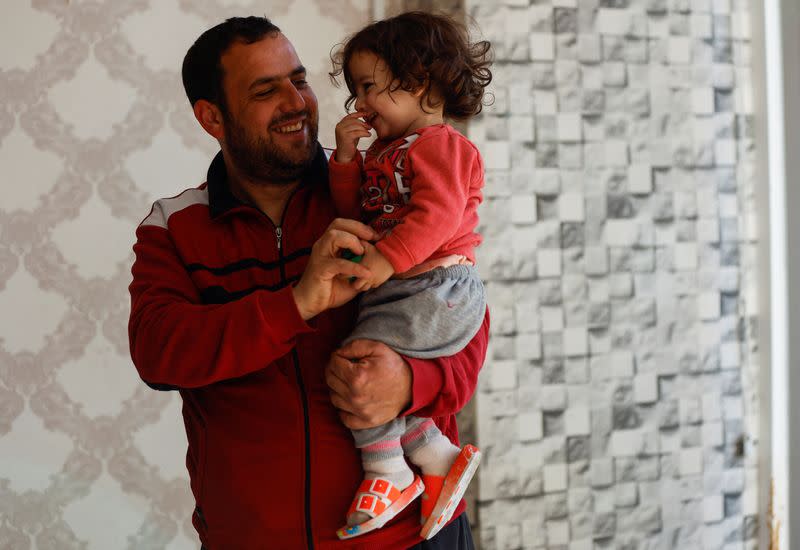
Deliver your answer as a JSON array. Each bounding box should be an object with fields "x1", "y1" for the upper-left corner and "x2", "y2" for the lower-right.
[{"x1": 128, "y1": 147, "x2": 489, "y2": 549}]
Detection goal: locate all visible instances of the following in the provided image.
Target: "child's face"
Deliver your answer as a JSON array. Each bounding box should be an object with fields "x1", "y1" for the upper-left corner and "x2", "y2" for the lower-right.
[{"x1": 347, "y1": 51, "x2": 434, "y2": 140}]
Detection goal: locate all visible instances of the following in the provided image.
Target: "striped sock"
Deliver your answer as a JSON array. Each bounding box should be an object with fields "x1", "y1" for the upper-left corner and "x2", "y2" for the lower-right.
[{"x1": 402, "y1": 417, "x2": 460, "y2": 477}]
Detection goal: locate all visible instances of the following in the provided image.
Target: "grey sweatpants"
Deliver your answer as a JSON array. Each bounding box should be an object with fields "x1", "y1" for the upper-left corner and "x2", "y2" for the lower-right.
[{"x1": 347, "y1": 265, "x2": 485, "y2": 453}]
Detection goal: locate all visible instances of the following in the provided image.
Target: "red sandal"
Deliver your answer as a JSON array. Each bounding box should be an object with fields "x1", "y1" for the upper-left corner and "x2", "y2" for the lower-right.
[
  {"x1": 336, "y1": 475, "x2": 425, "y2": 540},
  {"x1": 419, "y1": 445, "x2": 481, "y2": 540}
]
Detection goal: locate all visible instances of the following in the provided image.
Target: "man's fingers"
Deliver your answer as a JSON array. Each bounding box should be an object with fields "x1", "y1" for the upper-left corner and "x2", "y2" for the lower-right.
[
  {"x1": 327, "y1": 219, "x2": 379, "y2": 242},
  {"x1": 337, "y1": 338, "x2": 385, "y2": 359}
]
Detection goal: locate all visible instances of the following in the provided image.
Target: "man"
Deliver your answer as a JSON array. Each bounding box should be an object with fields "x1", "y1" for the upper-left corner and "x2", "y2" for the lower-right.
[{"x1": 128, "y1": 16, "x2": 488, "y2": 549}]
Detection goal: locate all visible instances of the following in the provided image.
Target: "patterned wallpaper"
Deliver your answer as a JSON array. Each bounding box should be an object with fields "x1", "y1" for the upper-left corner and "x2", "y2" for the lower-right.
[
  {"x1": 467, "y1": 0, "x2": 762, "y2": 548},
  {"x1": 0, "y1": 1, "x2": 368, "y2": 548}
]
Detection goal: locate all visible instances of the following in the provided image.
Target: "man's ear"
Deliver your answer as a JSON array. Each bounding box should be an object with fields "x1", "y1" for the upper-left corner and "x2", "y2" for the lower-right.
[{"x1": 193, "y1": 99, "x2": 225, "y2": 141}]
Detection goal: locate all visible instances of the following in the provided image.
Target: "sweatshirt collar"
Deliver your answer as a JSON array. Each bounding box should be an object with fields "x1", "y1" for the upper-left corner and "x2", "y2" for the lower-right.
[{"x1": 207, "y1": 143, "x2": 328, "y2": 219}]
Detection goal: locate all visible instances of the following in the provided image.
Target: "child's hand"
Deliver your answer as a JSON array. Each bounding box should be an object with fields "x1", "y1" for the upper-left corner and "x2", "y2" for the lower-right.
[
  {"x1": 335, "y1": 112, "x2": 372, "y2": 163},
  {"x1": 352, "y1": 243, "x2": 395, "y2": 291}
]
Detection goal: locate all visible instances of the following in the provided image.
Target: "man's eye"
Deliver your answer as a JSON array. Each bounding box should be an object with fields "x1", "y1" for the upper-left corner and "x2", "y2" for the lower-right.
[
  {"x1": 255, "y1": 89, "x2": 275, "y2": 97},
  {"x1": 294, "y1": 79, "x2": 308, "y2": 88}
]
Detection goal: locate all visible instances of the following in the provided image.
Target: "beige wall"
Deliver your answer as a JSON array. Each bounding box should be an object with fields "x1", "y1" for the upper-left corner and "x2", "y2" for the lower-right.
[{"x1": 0, "y1": 1, "x2": 368, "y2": 548}]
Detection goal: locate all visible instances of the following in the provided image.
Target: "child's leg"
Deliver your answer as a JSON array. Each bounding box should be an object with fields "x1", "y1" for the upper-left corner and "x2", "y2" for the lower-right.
[
  {"x1": 401, "y1": 415, "x2": 461, "y2": 476},
  {"x1": 349, "y1": 417, "x2": 414, "y2": 526},
  {"x1": 403, "y1": 415, "x2": 481, "y2": 539}
]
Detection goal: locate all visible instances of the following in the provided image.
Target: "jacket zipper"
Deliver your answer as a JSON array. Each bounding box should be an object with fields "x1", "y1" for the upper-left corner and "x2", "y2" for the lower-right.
[{"x1": 270, "y1": 195, "x2": 313, "y2": 549}]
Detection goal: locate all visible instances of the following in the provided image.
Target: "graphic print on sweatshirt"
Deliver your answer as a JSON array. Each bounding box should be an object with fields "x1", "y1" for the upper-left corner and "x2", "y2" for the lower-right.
[{"x1": 361, "y1": 134, "x2": 420, "y2": 233}]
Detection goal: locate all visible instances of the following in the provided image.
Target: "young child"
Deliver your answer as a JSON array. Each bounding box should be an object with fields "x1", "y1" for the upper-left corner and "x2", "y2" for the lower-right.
[{"x1": 328, "y1": 11, "x2": 492, "y2": 540}]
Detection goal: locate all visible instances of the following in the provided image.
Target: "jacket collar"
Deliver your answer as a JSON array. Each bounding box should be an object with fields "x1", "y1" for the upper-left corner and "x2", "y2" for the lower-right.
[{"x1": 207, "y1": 143, "x2": 328, "y2": 219}]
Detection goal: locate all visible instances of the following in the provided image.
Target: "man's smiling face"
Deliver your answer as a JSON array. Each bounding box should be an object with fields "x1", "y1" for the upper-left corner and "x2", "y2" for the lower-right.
[{"x1": 219, "y1": 32, "x2": 319, "y2": 183}]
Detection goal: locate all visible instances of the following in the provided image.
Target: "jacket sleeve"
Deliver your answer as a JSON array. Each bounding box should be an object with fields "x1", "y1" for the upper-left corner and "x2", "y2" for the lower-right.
[
  {"x1": 128, "y1": 223, "x2": 315, "y2": 389},
  {"x1": 375, "y1": 133, "x2": 480, "y2": 273},
  {"x1": 328, "y1": 153, "x2": 364, "y2": 220},
  {"x1": 403, "y1": 308, "x2": 489, "y2": 417}
]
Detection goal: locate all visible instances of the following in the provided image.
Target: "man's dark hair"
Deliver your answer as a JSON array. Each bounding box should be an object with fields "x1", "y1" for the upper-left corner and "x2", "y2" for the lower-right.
[
  {"x1": 182, "y1": 16, "x2": 281, "y2": 111},
  {"x1": 330, "y1": 11, "x2": 492, "y2": 120}
]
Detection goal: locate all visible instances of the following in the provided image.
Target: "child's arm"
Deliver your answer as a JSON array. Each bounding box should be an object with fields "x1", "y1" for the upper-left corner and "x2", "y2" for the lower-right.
[
  {"x1": 328, "y1": 112, "x2": 372, "y2": 220},
  {"x1": 376, "y1": 132, "x2": 482, "y2": 273}
]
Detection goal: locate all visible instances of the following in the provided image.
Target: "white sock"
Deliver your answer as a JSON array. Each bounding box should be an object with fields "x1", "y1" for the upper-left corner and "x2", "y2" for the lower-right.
[{"x1": 406, "y1": 435, "x2": 461, "y2": 477}]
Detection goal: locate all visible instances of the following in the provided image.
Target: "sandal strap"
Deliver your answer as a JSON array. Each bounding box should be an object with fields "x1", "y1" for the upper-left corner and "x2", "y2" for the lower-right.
[{"x1": 347, "y1": 478, "x2": 404, "y2": 519}]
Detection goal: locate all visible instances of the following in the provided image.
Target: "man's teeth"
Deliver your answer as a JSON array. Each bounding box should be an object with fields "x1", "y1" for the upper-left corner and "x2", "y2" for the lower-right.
[{"x1": 275, "y1": 121, "x2": 303, "y2": 133}]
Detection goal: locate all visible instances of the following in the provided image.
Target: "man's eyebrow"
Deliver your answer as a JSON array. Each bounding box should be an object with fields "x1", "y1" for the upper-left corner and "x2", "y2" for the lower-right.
[{"x1": 248, "y1": 66, "x2": 307, "y2": 90}]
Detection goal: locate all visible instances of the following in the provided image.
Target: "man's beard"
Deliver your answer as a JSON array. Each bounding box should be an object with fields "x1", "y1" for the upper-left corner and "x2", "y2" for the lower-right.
[{"x1": 224, "y1": 110, "x2": 319, "y2": 184}]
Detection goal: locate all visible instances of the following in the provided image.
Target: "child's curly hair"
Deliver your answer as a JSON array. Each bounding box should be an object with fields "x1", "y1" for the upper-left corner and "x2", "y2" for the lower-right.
[{"x1": 330, "y1": 11, "x2": 493, "y2": 120}]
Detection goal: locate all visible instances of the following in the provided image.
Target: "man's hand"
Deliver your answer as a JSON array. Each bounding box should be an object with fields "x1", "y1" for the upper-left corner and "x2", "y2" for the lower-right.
[
  {"x1": 325, "y1": 339, "x2": 413, "y2": 430},
  {"x1": 334, "y1": 112, "x2": 372, "y2": 164},
  {"x1": 292, "y1": 219, "x2": 377, "y2": 320},
  {"x1": 351, "y1": 243, "x2": 395, "y2": 291}
]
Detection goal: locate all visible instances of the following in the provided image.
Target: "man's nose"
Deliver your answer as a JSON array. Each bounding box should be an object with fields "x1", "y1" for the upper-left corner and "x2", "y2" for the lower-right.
[{"x1": 281, "y1": 85, "x2": 306, "y2": 112}]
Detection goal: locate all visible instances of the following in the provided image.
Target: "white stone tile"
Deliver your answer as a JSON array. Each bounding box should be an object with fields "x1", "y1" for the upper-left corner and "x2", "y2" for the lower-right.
[
  {"x1": 511, "y1": 194, "x2": 538, "y2": 224},
  {"x1": 563, "y1": 327, "x2": 588, "y2": 357},
  {"x1": 648, "y1": 16, "x2": 670, "y2": 38},
  {"x1": 530, "y1": 33, "x2": 555, "y2": 61},
  {"x1": 585, "y1": 246, "x2": 608, "y2": 276},
  {"x1": 628, "y1": 163, "x2": 653, "y2": 194},
  {"x1": 611, "y1": 429, "x2": 642, "y2": 457},
  {"x1": 535, "y1": 91, "x2": 559, "y2": 115},
  {"x1": 565, "y1": 406, "x2": 591, "y2": 436},
  {"x1": 605, "y1": 140, "x2": 629, "y2": 166},
  {"x1": 546, "y1": 520, "x2": 570, "y2": 545},
  {"x1": 668, "y1": 37, "x2": 692, "y2": 64},
  {"x1": 634, "y1": 373, "x2": 659, "y2": 404},
  {"x1": 541, "y1": 385, "x2": 567, "y2": 411},
  {"x1": 538, "y1": 249, "x2": 562, "y2": 278},
  {"x1": 720, "y1": 341, "x2": 741, "y2": 368},
  {"x1": 543, "y1": 463, "x2": 568, "y2": 492},
  {"x1": 559, "y1": 192, "x2": 585, "y2": 222},
  {"x1": 541, "y1": 306, "x2": 564, "y2": 332},
  {"x1": 611, "y1": 351, "x2": 635, "y2": 378},
  {"x1": 590, "y1": 331, "x2": 612, "y2": 355},
  {"x1": 597, "y1": 8, "x2": 631, "y2": 35},
  {"x1": 482, "y1": 141, "x2": 511, "y2": 171},
  {"x1": 577, "y1": 34, "x2": 602, "y2": 63},
  {"x1": 702, "y1": 392, "x2": 722, "y2": 422},
  {"x1": 697, "y1": 219, "x2": 720, "y2": 243},
  {"x1": 515, "y1": 300, "x2": 540, "y2": 332},
  {"x1": 605, "y1": 219, "x2": 637, "y2": 246},
  {"x1": 723, "y1": 396, "x2": 743, "y2": 420},
  {"x1": 732, "y1": 12, "x2": 751, "y2": 40},
  {"x1": 715, "y1": 139, "x2": 737, "y2": 165},
  {"x1": 703, "y1": 421, "x2": 724, "y2": 448},
  {"x1": 704, "y1": 495, "x2": 724, "y2": 523},
  {"x1": 491, "y1": 360, "x2": 518, "y2": 391},
  {"x1": 691, "y1": 14, "x2": 713, "y2": 38},
  {"x1": 692, "y1": 88, "x2": 715, "y2": 115},
  {"x1": 698, "y1": 291, "x2": 721, "y2": 320},
  {"x1": 519, "y1": 411, "x2": 544, "y2": 442},
  {"x1": 674, "y1": 242, "x2": 698, "y2": 271},
  {"x1": 719, "y1": 194, "x2": 739, "y2": 218},
  {"x1": 680, "y1": 448, "x2": 704, "y2": 476},
  {"x1": 510, "y1": 115, "x2": 536, "y2": 143},
  {"x1": 515, "y1": 333, "x2": 542, "y2": 360},
  {"x1": 591, "y1": 458, "x2": 614, "y2": 487},
  {"x1": 558, "y1": 113, "x2": 582, "y2": 142}
]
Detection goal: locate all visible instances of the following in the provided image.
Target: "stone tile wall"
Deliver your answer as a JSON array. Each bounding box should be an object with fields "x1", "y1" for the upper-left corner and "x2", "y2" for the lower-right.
[{"x1": 466, "y1": 0, "x2": 761, "y2": 548}]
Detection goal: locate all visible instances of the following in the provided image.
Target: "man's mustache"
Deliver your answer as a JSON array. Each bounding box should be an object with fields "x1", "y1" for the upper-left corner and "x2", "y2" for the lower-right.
[{"x1": 270, "y1": 110, "x2": 313, "y2": 127}]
